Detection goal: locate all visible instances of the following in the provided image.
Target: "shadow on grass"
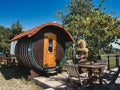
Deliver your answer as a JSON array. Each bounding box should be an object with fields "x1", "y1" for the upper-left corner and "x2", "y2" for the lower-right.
[{"x1": 0, "y1": 65, "x2": 30, "y2": 80}]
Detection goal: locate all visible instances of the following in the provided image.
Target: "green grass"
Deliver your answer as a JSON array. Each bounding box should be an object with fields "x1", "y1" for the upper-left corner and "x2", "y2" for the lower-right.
[{"x1": 101, "y1": 54, "x2": 118, "y2": 69}]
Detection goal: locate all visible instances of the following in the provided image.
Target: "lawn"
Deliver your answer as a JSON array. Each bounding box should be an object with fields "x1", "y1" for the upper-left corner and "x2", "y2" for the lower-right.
[
  {"x1": 0, "y1": 64, "x2": 44, "y2": 90},
  {"x1": 101, "y1": 54, "x2": 119, "y2": 69}
]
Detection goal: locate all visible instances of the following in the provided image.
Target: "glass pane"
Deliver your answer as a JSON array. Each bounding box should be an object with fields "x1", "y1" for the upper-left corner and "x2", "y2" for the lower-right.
[{"x1": 48, "y1": 39, "x2": 53, "y2": 52}]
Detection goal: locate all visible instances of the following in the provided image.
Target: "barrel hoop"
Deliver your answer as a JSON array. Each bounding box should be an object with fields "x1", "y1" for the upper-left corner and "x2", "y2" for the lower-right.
[
  {"x1": 28, "y1": 41, "x2": 44, "y2": 71},
  {"x1": 28, "y1": 41, "x2": 66, "y2": 72},
  {"x1": 59, "y1": 49, "x2": 66, "y2": 67}
]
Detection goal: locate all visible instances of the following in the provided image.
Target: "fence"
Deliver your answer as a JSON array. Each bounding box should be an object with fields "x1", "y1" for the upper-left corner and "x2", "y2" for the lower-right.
[{"x1": 100, "y1": 54, "x2": 120, "y2": 69}]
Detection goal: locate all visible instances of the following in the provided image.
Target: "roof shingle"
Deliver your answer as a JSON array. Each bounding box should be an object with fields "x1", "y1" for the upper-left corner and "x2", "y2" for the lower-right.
[{"x1": 11, "y1": 22, "x2": 74, "y2": 42}]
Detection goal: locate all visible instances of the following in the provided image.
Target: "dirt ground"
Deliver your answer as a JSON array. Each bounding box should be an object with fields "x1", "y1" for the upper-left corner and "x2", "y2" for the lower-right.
[{"x1": 0, "y1": 65, "x2": 43, "y2": 90}]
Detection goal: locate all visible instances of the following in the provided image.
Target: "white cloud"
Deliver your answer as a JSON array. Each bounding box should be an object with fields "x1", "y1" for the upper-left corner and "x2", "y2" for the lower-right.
[{"x1": 111, "y1": 42, "x2": 120, "y2": 49}]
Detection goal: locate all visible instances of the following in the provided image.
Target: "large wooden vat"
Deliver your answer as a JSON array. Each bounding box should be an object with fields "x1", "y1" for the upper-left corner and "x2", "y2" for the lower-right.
[{"x1": 11, "y1": 22, "x2": 74, "y2": 72}]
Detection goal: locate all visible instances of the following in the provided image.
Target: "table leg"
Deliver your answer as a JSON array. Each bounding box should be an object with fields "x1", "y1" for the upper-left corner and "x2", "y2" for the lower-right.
[
  {"x1": 88, "y1": 68, "x2": 93, "y2": 90},
  {"x1": 98, "y1": 68, "x2": 102, "y2": 85}
]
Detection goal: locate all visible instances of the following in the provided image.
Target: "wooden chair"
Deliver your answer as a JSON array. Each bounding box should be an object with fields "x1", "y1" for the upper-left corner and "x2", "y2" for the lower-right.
[
  {"x1": 101, "y1": 66, "x2": 120, "y2": 90},
  {"x1": 65, "y1": 64, "x2": 88, "y2": 90}
]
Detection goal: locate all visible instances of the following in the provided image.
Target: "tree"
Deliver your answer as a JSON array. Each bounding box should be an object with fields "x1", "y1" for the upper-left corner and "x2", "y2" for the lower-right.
[
  {"x1": 56, "y1": 0, "x2": 120, "y2": 60},
  {"x1": 0, "y1": 26, "x2": 11, "y2": 54},
  {"x1": 10, "y1": 20, "x2": 23, "y2": 39},
  {"x1": 0, "y1": 20, "x2": 23, "y2": 55}
]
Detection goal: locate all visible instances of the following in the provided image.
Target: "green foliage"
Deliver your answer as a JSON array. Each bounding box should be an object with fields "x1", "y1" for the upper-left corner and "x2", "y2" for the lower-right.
[
  {"x1": 10, "y1": 20, "x2": 23, "y2": 39},
  {"x1": 0, "y1": 20, "x2": 23, "y2": 55},
  {"x1": 0, "y1": 26, "x2": 11, "y2": 54},
  {"x1": 65, "y1": 43, "x2": 74, "y2": 60},
  {"x1": 56, "y1": 0, "x2": 120, "y2": 60}
]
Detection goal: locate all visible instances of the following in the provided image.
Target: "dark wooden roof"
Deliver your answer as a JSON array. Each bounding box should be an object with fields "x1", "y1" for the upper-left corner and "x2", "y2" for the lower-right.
[{"x1": 11, "y1": 22, "x2": 74, "y2": 42}]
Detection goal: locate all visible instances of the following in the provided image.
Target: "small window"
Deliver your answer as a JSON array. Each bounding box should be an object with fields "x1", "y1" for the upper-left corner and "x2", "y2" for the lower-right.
[{"x1": 48, "y1": 39, "x2": 53, "y2": 52}]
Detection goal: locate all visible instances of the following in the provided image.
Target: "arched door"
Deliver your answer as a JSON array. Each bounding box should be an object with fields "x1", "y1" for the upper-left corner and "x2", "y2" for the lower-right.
[{"x1": 43, "y1": 33, "x2": 57, "y2": 68}]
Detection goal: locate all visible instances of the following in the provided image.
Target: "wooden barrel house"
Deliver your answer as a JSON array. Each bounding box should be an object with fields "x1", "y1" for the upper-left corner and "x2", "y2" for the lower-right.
[{"x1": 11, "y1": 22, "x2": 74, "y2": 73}]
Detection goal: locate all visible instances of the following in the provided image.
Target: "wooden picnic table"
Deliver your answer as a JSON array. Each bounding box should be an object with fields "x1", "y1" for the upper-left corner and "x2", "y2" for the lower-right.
[{"x1": 78, "y1": 63, "x2": 107, "y2": 87}]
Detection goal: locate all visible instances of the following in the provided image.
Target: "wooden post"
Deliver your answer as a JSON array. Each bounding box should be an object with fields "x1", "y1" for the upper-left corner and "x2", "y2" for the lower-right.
[
  {"x1": 116, "y1": 55, "x2": 119, "y2": 67},
  {"x1": 107, "y1": 55, "x2": 110, "y2": 70},
  {"x1": 73, "y1": 43, "x2": 75, "y2": 64},
  {"x1": 28, "y1": 70, "x2": 39, "y2": 80},
  {"x1": 98, "y1": 55, "x2": 101, "y2": 60}
]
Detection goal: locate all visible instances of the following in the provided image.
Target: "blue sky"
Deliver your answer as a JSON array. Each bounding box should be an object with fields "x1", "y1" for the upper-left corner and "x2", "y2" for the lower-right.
[{"x1": 0, "y1": 0, "x2": 120, "y2": 31}]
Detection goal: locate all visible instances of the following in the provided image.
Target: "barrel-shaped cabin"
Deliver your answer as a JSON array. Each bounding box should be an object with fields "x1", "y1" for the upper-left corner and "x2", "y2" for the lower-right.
[{"x1": 11, "y1": 22, "x2": 74, "y2": 72}]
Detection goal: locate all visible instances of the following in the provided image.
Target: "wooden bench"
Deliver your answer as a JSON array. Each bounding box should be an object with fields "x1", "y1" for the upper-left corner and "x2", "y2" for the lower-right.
[{"x1": 0, "y1": 56, "x2": 7, "y2": 65}]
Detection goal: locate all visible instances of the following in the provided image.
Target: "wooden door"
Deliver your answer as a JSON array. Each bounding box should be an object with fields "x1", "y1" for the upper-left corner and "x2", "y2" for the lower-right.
[{"x1": 43, "y1": 33, "x2": 57, "y2": 68}]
